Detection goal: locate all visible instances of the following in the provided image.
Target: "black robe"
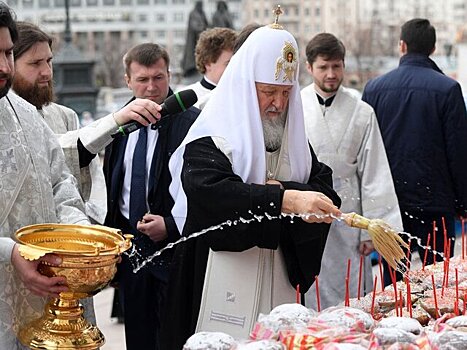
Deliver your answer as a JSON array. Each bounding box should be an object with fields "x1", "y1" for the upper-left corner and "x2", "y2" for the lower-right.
[{"x1": 160, "y1": 137, "x2": 341, "y2": 349}]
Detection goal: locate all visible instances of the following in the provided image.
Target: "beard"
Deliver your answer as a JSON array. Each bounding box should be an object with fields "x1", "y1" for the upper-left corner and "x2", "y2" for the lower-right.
[
  {"x1": 315, "y1": 78, "x2": 342, "y2": 94},
  {"x1": 0, "y1": 73, "x2": 12, "y2": 99},
  {"x1": 261, "y1": 109, "x2": 287, "y2": 152},
  {"x1": 13, "y1": 73, "x2": 54, "y2": 109}
]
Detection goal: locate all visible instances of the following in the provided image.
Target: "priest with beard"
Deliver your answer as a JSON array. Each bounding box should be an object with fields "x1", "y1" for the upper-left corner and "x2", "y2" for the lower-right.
[
  {"x1": 0, "y1": 6, "x2": 94, "y2": 349},
  {"x1": 12, "y1": 22, "x2": 161, "y2": 223},
  {"x1": 161, "y1": 22, "x2": 342, "y2": 348}
]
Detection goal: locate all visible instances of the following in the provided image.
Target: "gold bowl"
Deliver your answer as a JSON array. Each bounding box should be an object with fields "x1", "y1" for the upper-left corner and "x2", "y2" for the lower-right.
[{"x1": 15, "y1": 223, "x2": 132, "y2": 350}]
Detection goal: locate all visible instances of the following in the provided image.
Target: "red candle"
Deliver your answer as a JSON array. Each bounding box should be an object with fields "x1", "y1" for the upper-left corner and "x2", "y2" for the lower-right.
[
  {"x1": 442, "y1": 216, "x2": 447, "y2": 242},
  {"x1": 406, "y1": 239, "x2": 412, "y2": 270},
  {"x1": 455, "y1": 268, "x2": 459, "y2": 316},
  {"x1": 389, "y1": 266, "x2": 398, "y2": 317},
  {"x1": 378, "y1": 255, "x2": 384, "y2": 292},
  {"x1": 315, "y1": 275, "x2": 321, "y2": 312},
  {"x1": 358, "y1": 255, "x2": 363, "y2": 300},
  {"x1": 431, "y1": 274, "x2": 439, "y2": 318},
  {"x1": 433, "y1": 221, "x2": 437, "y2": 266},
  {"x1": 462, "y1": 218, "x2": 465, "y2": 260},
  {"x1": 345, "y1": 278, "x2": 350, "y2": 307},
  {"x1": 423, "y1": 233, "x2": 431, "y2": 271},
  {"x1": 345, "y1": 258, "x2": 351, "y2": 306},
  {"x1": 406, "y1": 277, "x2": 413, "y2": 318},
  {"x1": 296, "y1": 284, "x2": 300, "y2": 304},
  {"x1": 370, "y1": 276, "x2": 377, "y2": 318},
  {"x1": 445, "y1": 240, "x2": 451, "y2": 289}
]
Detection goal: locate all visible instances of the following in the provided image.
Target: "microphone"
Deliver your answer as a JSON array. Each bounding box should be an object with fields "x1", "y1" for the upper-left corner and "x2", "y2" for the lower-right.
[{"x1": 111, "y1": 89, "x2": 198, "y2": 138}]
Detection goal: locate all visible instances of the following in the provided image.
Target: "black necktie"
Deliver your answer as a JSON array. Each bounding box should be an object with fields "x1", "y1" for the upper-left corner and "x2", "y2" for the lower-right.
[
  {"x1": 129, "y1": 127, "x2": 148, "y2": 228},
  {"x1": 316, "y1": 94, "x2": 335, "y2": 107}
]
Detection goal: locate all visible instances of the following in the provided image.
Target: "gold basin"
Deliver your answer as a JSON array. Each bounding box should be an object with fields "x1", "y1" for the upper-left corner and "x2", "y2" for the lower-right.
[{"x1": 15, "y1": 223, "x2": 133, "y2": 350}]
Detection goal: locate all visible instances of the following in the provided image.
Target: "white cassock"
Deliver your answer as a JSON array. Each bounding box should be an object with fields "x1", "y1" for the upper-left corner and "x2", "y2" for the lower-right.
[
  {"x1": 39, "y1": 103, "x2": 107, "y2": 224},
  {"x1": 301, "y1": 84, "x2": 402, "y2": 309},
  {"x1": 0, "y1": 92, "x2": 94, "y2": 350}
]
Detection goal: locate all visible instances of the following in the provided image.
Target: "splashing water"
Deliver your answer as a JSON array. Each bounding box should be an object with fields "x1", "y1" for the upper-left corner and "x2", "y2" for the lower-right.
[
  {"x1": 126, "y1": 210, "x2": 450, "y2": 276},
  {"x1": 128, "y1": 211, "x2": 332, "y2": 273}
]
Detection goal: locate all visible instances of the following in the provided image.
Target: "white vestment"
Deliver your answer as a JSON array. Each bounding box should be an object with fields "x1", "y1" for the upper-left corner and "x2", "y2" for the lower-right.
[
  {"x1": 0, "y1": 92, "x2": 94, "y2": 349},
  {"x1": 302, "y1": 84, "x2": 402, "y2": 309},
  {"x1": 170, "y1": 26, "x2": 311, "y2": 339},
  {"x1": 39, "y1": 103, "x2": 107, "y2": 224}
]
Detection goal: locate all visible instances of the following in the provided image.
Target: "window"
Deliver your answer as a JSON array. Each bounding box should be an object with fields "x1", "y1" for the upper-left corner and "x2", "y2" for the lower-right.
[
  {"x1": 155, "y1": 13, "x2": 165, "y2": 22},
  {"x1": 54, "y1": 0, "x2": 64, "y2": 6},
  {"x1": 138, "y1": 13, "x2": 148, "y2": 21},
  {"x1": 70, "y1": 0, "x2": 81, "y2": 6},
  {"x1": 86, "y1": 0, "x2": 97, "y2": 5},
  {"x1": 103, "y1": 0, "x2": 115, "y2": 5},
  {"x1": 174, "y1": 30, "x2": 184, "y2": 38},
  {"x1": 39, "y1": 0, "x2": 50, "y2": 7},
  {"x1": 173, "y1": 12, "x2": 183, "y2": 22},
  {"x1": 120, "y1": 0, "x2": 131, "y2": 4},
  {"x1": 137, "y1": 0, "x2": 149, "y2": 5},
  {"x1": 23, "y1": 0, "x2": 33, "y2": 8},
  {"x1": 155, "y1": 30, "x2": 165, "y2": 39}
]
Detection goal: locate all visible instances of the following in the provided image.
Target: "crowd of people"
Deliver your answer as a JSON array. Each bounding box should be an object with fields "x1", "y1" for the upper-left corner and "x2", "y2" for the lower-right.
[{"x1": 1, "y1": 2, "x2": 466, "y2": 350}]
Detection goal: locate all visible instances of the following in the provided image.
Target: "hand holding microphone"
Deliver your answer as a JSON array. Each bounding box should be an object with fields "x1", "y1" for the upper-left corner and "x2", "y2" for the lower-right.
[
  {"x1": 112, "y1": 98, "x2": 161, "y2": 128},
  {"x1": 111, "y1": 89, "x2": 198, "y2": 138}
]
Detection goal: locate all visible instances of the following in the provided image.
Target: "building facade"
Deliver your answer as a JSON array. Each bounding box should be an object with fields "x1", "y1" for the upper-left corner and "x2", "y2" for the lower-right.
[{"x1": 9, "y1": 0, "x2": 466, "y2": 88}]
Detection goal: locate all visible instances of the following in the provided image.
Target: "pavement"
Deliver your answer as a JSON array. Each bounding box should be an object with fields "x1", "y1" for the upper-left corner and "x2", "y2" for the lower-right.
[
  {"x1": 89, "y1": 156, "x2": 126, "y2": 350},
  {"x1": 95, "y1": 287, "x2": 126, "y2": 350}
]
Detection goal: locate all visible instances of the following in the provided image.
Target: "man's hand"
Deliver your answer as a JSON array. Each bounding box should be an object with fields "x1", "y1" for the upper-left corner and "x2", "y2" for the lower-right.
[
  {"x1": 282, "y1": 190, "x2": 341, "y2": 224},
  {"x1": 359, "y1": 240, "x2": 375, "y2": 256},
  {"x1": 11, "y1": 244, "x2": 68, "y2": 298},
  {"x1": 113, "y1": 98, "x2": 162, "y2": 126},
  {"x1": 137, "y1": 214, "x2": 168, "y2": 243}
]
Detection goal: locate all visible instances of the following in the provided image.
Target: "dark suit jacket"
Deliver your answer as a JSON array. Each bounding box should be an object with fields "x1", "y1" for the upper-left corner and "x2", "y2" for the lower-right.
[{"x1": 103, "y1": 92, "x2": 199, "y2": 261}]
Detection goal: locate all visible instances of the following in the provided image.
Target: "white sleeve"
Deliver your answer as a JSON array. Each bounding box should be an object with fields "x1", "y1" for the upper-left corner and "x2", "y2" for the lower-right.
[
  {"x1": 79, "y1": 113, "x2": 120, "y2": 154},
  {"x1": 0, "y1": 237, "x2": 16, "y2": 263}
]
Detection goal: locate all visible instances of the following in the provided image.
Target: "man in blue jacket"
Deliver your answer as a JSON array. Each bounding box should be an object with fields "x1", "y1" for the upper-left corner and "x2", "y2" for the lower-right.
[{"x1": 363, "y1": 18, "x2": 467, "y2": 286}]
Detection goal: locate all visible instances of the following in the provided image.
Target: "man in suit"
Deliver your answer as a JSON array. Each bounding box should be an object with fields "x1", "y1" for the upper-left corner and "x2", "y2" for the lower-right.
[{"x1": 103, "y1": 43, "x2": 198, "y2": 350}]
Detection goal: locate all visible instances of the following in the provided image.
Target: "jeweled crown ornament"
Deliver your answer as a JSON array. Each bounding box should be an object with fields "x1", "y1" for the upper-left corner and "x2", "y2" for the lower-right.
[
  {"x1": 267, "y1": 5, "x2": 298, "y2": 83},
  {"x1": 15, "y1": 223, "x2": 133, "y2": 350}
]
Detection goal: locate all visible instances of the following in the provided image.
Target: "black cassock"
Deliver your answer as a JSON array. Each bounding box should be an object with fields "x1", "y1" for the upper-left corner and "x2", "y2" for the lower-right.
[{"x1": 160, "y1": 137, "x2": 341, "y2": 349}]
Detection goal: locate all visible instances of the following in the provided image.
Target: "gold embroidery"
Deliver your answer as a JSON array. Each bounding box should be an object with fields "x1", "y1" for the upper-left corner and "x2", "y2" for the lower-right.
[{"x1": 275, "y1": 41, "x2": 297, "y2": 83}]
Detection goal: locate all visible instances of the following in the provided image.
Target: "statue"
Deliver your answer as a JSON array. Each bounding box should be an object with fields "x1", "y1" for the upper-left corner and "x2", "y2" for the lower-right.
[
  {"x1": 182, "y1": 1, "x2": 209, "y2": 78},
  {"x1": 212, "y1": 1, "x2": 233, "y2": 29}
]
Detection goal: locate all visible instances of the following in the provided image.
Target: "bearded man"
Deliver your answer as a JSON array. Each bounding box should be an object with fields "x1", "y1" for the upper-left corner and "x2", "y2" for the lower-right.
[
  {"x1": 12, "y1": 22, "x2": 161, "y2": 223},
  {"x1": 161, "y1": 23, "x2": 342, "y2": 349},
  {"x1": 0, "y1": 6, "x2": 94, "y2": 349},
  {"x1": 301, "y1": 33, "x2": 402, "y2": 309}
]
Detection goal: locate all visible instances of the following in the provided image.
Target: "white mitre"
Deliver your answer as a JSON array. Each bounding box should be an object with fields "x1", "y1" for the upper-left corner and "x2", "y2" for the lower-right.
[{"x1": 169, "y1": 24, "x2": 312, "y2": 232}]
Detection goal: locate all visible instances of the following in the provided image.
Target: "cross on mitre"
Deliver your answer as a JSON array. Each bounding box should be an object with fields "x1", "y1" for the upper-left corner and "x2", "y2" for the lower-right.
[{"x1": 270, "y1": 5, "x2": 284, "y2": 29}]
